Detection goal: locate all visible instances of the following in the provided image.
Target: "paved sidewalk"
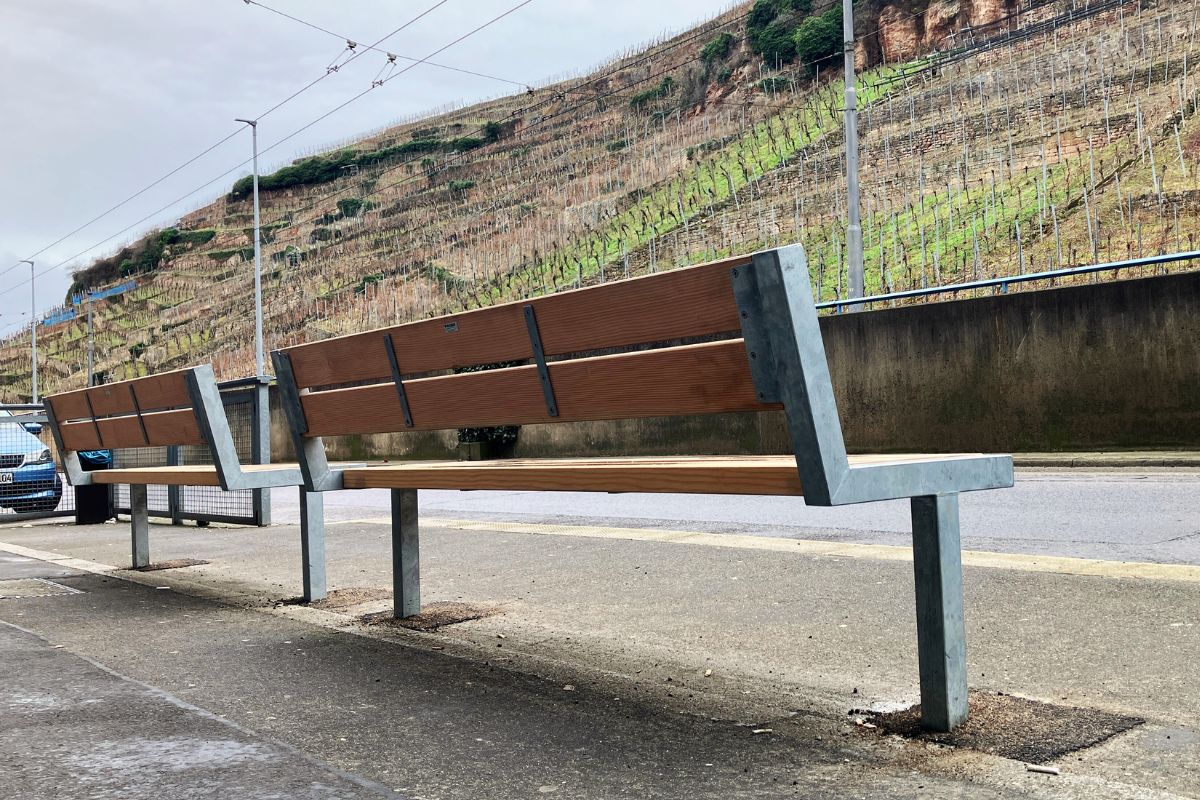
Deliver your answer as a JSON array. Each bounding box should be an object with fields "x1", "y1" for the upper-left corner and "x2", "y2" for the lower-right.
[{"x1": 1, "y1": 516, "x2": 1198, "y2": 798}]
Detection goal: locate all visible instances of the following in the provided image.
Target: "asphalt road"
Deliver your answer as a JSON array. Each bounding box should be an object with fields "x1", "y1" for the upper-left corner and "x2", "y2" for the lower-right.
[{"x1": 271, "y1": 470, "x2": 1200, "y2": 565}]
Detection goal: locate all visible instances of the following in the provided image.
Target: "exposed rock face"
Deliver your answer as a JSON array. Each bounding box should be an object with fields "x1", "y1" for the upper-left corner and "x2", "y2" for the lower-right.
[
  {"x1": 879, "y1": 4, "x2": 923, "y2": 62},
  {"x1": 866, "y1": 0, "x2": 1018, "y2": 66},
  {"x1": 922, "y1": 0, "x2": 964, "y2": 46}
]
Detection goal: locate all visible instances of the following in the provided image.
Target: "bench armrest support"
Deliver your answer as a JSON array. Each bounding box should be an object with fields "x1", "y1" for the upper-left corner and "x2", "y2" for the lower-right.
[
  {"x1": 187, "y1": 365, "x2": 244, "y2": 491},
  {"x1": 44, "y1": 400, "x2": 92, "y2": 487},
  {"x1": 833, "y1": 455, "x2": 1014, "y2": 505}
]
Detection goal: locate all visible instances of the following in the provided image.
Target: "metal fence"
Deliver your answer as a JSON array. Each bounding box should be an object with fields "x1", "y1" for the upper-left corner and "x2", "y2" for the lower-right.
[
  {"x1": 817, "y1": 250, "x2": 1200, "y2": 312},
  {"x1": 110, "y1": 377, "x2": 271, "y2": 526},
  {"x1": 0, "y1": 404, "x2": 75, "y2": 521}
]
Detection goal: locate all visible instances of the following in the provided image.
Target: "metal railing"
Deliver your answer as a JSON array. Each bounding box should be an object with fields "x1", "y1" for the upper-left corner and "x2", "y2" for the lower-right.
[
  {"x1": 112, "y1": 376, "x2": 271, "y2": 526},
  {"x1": 816, "y1": 251, "x2": 1200, "y2": 312}
]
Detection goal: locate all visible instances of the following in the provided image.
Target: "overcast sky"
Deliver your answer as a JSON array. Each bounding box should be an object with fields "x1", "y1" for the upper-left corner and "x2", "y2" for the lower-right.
[{"x1": 0, "y1": 0, "x2": 736, "y2": 334}]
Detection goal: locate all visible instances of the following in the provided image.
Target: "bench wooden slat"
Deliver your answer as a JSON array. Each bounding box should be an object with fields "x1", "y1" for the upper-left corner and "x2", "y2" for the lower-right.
[
  {"x1": 141, "y1": 409, "x2": 205, "y2": 447},
  {"x1": 48, "y1": 392, "x2": 91, "y2": 424},
  {"x1": 60, "y1": 408, "x2": 204, "y2": 450},
  {"x1": 58, "y1": 418, "x2": 102, "y2": 451},
  {"x1": 90, "y1": 464, "x2": 300, "y2": 487},
  {"x1": 94, "y1": 414, "x2": 147, "y2": 449},
  {"x1": 300, "y1": 339, "x2": 775, "y2": 437},
  {"x1": 285, "y1": 254, "x2": 750, "y2": 389},
  {"x1": 52, "y1": 369, "x2": 193, "y2": 420}
]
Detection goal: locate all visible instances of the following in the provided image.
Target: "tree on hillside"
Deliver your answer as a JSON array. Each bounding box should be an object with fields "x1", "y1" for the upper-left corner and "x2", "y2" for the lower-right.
[
  {"x1": 794, "y1": 7, "x2": 843, "y2": 73},
  {"x1": 756, "y1": 23, "x2": 798, "y2": 65}
]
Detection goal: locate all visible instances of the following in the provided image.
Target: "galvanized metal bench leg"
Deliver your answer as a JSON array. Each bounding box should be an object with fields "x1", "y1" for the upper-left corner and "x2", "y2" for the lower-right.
[
  {"x1": 910, "y1": 493, "x2": 968, "y2": 732},
  {"x1": 391, "y1": 489, "x2": 420, "y2": 618},
  {"x1": 299, "y1": 489, "x2": 326, "y2": 603},
  {"x1": 130, "y1": 484, "x2": 150, "y2": 569}
]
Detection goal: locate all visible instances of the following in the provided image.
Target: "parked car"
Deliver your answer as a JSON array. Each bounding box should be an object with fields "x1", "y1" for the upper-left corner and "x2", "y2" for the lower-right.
[{"x1": 0, "y1": 410, "x2": 62, "y2": 513}]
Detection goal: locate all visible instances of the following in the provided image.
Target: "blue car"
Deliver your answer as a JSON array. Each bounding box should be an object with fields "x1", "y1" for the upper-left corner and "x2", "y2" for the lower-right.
[{"x1": 0, "y1": 410, "x2": 62, "y2": 513}]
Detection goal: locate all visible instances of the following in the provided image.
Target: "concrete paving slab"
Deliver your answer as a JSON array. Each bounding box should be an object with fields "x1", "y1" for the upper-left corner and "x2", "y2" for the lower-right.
[
  {"x1": 0, "y1": 622, "x2": 403, "y2": 799},
  {"x1": 1, "y1": 517, "x2": 1198, "y2": 798}
]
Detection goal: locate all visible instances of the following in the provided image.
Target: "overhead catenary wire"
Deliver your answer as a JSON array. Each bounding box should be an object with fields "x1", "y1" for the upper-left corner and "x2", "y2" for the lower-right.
[
  {"x1": 5, "y1": 0, "x2": 758, "y2": 288},
  {"x1": 244, "y1": 0, "x2": 531, "y2": 89},
  {"x1": 0, "y1": 0, "x2": 535, "y2": 303},
  {"x1": 0, "y1": 0, "x2": 459, "y2": 282},
  {"x1": 269, "y1": 7, "x2": 900, "y2": 235},
  {"x1": 269, "y1": 0, "x2": 1077, "y2": 238},
  {"x1": 4, "y1": 0, "x2": 1045, "y2": 306},
  {"x1": 257, "y1": 5, "x2": 771, "y2": 229}
]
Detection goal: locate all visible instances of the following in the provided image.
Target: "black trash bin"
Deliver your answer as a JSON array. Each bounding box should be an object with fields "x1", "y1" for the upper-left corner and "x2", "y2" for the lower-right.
[{"x1": 75, "y1": 450, "x2": 114, "y2": 524}]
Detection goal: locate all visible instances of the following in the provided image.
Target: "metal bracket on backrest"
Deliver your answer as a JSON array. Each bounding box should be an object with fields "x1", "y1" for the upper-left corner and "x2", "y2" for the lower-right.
[
  {"x1": 272, "y1": 349, "x2": 341, "y2": 492},
  {"x1": 83, "y1": 391, "x2": 105, "y2": 448},
  {"x1": 128, "y1": 383, "x2": 151, "y2": 446},
  {"x1": 523, "y1": 305, "x2": 559, "y2": 418},
  {"x1": 383, "y1": 334, "x2": 414, "y2": 428},
  {"x1": 731, "y1": 246, "x2": 850, "y2": 506},
  {"x1": 186, "y1": 365, "x2": 243, "y2": 491}
]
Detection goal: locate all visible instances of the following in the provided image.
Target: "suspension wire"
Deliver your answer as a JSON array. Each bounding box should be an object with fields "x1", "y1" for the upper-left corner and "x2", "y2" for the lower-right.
[
  {"x1": 0, "y1": 0, "x2": 458, "y2": 281},
  {"x1": 245, "y1": 0, "x2": 530, "y2": 89},
  {"x1": 0, "y1": 0, "x2": 536, "y2": 301}
]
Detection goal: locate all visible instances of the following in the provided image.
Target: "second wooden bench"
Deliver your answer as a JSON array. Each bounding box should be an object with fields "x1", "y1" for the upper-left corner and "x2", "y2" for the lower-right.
[{"x1": 45, "y1": 365, "x2": 329, "y2": 601}]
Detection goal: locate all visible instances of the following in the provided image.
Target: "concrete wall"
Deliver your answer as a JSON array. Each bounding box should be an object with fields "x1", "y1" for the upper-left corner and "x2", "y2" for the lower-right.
[{"x1": 271, "y1": 270, "x2": 1200, "y2": 460}]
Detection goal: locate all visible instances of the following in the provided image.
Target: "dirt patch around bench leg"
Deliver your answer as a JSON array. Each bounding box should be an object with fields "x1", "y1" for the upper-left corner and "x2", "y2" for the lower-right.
[
  {"x1": 294, "y1": 587, "x2": 392, "y2": 612},
  {"x1": 361, "y1": 601, "x2": 501, "y2": 632},
  {"x1": 131, "y1": 559, "x2": 210, "y2": 572},
  {"x1": 861, "y1": 691, "x2": 1144, "y2": 763}
]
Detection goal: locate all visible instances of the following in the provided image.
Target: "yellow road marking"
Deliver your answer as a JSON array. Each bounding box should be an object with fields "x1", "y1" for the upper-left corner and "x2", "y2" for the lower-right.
[
  {"x1": 5, "y1": 515, "x2": 1200, "y2": 584},
  {"x1": 403, "y1": 517, "x2": 1200, "y2": 583}
]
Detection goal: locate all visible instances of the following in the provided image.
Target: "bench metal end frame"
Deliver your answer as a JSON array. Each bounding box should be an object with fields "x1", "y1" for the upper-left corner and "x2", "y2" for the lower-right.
[
  {"x1": 737, "y1": 243, "x2": 1014, "y2": 732},
  {"x1": 185, "y1": 365, "x2": 305, "y2": 491},
  {"x1": 735, "y1": 244, "x2": 1014, "y2": 507},
  {"x1": 734, "y1": 248, "x2": 850, "y2": 505},
  {"x1": 271, "y1": 350, "x2": 342, "y2": 492}
]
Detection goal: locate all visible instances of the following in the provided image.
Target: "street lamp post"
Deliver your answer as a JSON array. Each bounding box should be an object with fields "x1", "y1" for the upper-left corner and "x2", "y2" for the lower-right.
[
  {"x1": 843, "y1": 0, "x2": 865, "y2": 306},
  {"x1": 235, "y1": 118, "x2": 264, "y2": 378},
  {"x1": 20, "y1": 260, "x2": 36, "y2": 402},
  {"x1": 87, "y1": 295, "x2": 95, "y2": 386}
]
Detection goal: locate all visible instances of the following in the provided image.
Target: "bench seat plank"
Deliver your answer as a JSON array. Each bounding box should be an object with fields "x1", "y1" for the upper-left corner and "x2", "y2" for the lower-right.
[
  {"x1": 90, "y1": 464, "x2": 302, "y2": 487},
  {"x1": 338, "y1": 454, "x2": 981, "y2": 495}
]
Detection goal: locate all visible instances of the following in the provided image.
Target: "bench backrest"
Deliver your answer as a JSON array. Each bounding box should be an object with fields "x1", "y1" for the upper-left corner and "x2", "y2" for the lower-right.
[
  {"x1": 48, "y1": 368, "x2": 208, "y2": 452},
  {"x1": 273, "y1": 245, "x2": 852, "y2": 501},
  {"x1": 44, "y1": 364, "x2": 257, "y2": 489}
]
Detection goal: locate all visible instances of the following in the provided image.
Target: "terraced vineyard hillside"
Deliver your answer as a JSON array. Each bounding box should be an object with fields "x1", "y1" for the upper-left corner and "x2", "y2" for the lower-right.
[{"x1": 1, "y1": 0, "x2": 1197, "y2": 399}]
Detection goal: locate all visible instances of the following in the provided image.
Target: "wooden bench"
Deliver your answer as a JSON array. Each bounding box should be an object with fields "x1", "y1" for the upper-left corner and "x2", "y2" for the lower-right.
[
  {"x1": 44, "y1": 366, "x2": 329, "y2": 601},
  {"x1": 271, "y1": 244, "x2": 1013, "y2": 731}
]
